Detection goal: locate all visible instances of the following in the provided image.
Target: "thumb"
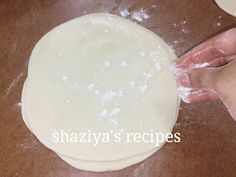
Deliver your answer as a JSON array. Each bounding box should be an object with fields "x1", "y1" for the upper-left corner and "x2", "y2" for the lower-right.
[{"x1": 176, "y1": 67, "x2": 220, "y2": 90}]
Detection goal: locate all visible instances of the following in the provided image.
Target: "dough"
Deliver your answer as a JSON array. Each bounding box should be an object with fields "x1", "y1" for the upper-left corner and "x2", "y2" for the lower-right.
[
  {"x1": 21, "y1": 13, "x2": 179, "y2": 171},
  {"x1": 57, "y1": 149, "x2": 157, "y2": 172},
  {"x1": 215, "y1": 0, "x2": 236, "y2": 17},
  {"x1": 21, "y1": 96, "x2": 159, "y2": 172}
]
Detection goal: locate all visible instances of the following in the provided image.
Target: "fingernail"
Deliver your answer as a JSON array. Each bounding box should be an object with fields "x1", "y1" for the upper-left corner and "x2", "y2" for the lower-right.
[
  {"x1": 176, "y1": 72, "x2": 191, "y2": 87},
  {"x1": 176, "y1": 86, "x2": 192, "y2": 103}
]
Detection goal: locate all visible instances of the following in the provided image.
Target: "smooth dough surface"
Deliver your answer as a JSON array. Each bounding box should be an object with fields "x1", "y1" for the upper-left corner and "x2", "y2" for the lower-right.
[
  {"x1": 21, "y1": 98, "x2": 159, "y2": 172},
  {"x1": 215, "y1": 0, "x2": 236, "y2": 17},
  {"x1": 57, "y1": 149, "x2": 157, "y2": 172},
  {"x1": 22, "y1": 13, "x2": 179, "y2": 171}
]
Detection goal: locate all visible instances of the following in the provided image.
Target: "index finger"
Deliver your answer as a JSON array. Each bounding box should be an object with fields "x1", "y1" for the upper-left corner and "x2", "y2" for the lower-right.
[{"x1": 175, "y1": 28, "x2": 236, "y2": 69}]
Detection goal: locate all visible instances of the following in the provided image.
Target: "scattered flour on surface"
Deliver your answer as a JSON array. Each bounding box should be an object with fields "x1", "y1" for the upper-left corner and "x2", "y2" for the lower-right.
[
  {"x1": 130, "y1": 164, "x2": 149, "y2": 177},
  {"x1": 120, "y1": 9, "x2": 130, "y2": 17},
  {"x1": 2, "y1": 72, "x2": 24, "y2": 100},
  {"x1": 119, "y1": 8, "x2": 150, "y2": 22},
  {"x1": 131, "y1": 9, "x2": 150, "y2": 22},
  {"x1": 213, "y1": 22, "x2": 221, "y2": 27},
  {"x1": 16, "y1": 133, "x2": 38, "y2": 150}
]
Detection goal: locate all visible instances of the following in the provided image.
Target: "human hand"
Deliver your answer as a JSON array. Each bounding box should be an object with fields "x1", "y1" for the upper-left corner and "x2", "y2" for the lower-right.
[{"x1": 172, "y1": 28, "x2": 236, "y2": 120}]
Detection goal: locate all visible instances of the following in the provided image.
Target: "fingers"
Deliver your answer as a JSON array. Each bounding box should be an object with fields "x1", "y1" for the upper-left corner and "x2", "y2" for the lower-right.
[
  {"x1": 175, "y1": 28, "x2": 236, "y2": 69},
  {"x1": 176, "y1": 64, "x2": 221, "y2": 103},
  {"x1": 207, "y1": 54, "x2": 236, "y2": 67},
  {"x1": 187, "y1": 90, "x2": 219, "y2": 103},
  {"x1": 177, "y1": 87, "x2": 219, "y2": 103},
  {"x1": 174, "y1": 28, "x2": 236, "y2": 104},
  {"x1": 176, "y1": 67, "x2": 220, "y2": 89}
]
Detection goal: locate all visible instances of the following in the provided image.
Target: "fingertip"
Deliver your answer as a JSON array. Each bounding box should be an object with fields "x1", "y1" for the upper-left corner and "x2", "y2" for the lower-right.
[
  {"x1": 176, "y1": 87, "x2": 219, "y2": 103},
  {"x1": 187, "y1": 90, "x2": 219, "y2": 103},
  {"x1": 176, "y1": 72, "x2": 191, "y2": 87},
  {"x1": 175, "y1": 54, "x2": 193, "y2": 70},
  {"x1": 176, "y1": 86, "x2": 192, "y2": 103}
]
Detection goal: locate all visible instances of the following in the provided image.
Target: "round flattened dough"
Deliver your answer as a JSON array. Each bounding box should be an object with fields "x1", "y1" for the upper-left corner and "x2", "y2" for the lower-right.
[
  {"x1": 57, "y1": 149, "x2": 157, "y2": 172},
  {"x1": 215, "y1": 0, "x2": 236, "y2": 17},
  {"x1": 22, "y1": 13, "x2": 179, "y2": 163},
  {"x1": 22, "y1": 53, "x2": 177, "y2": 173},
  {"x1": 21, "y1": 100, "x2": 159, "y2": 172}
]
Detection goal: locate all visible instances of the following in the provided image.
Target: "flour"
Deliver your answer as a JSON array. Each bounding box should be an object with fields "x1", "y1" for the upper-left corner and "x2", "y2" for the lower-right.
[
  {"x1": 62, "y1": 75, "x2": 68, "y2": 81},
  {"x1": 171, "y1": 61, "x2": 210, "y2": 76},
  {"x1": 155, "y1": 63, "x2": 162, "y2": 71},
  {"x1": 191, "y1": 62, "x2": 210, "y2": 69},
  {"x1": 119, "y1": 9, "x2": 130, "y2": 17},
  {"x1": 120, "y1": 60, "x2": 128, "y2": 68},
  {"x1": 110, "y1": 107, "x2": 121, "y2": 116},
  {"x1": 138, "y1": 84, "x2": 148, "y2": 93},
  {"x1": 104, "y1": 60, "x2": 111, "y2": 67},
  {"x1": 213, "y1": 15, "x2": 223, "y2": 28},
  {"x1": 130, "y1": 81, "x2": 135, "y2": 87},
  {"x1": 2, "y1": 72, "x2": 24, "y2": 100},
  {"x1": 119, "y1": 8, "x2": 150, "y2": 22},
  {"x1": 213, "y1": 22, "x2": 222, "y2": 27},
  {"x1": 130, "y1": 164, "x2": 149, "y2": 177},
  {"x1": 131, "y1": 9, "x2": 150, "y2": 22},
  {"x1": 16, "y1": 133, "x2": 38, "y2": 150},
  {"x1": 176, "y1": 86, "x2": 193, "y2": 103},
  {"x1": 88, "y1": 83, "x2": 95, "y2": 90},
  {"x1": 142, "y1": 72, "x2": 153, "y2": 79}
]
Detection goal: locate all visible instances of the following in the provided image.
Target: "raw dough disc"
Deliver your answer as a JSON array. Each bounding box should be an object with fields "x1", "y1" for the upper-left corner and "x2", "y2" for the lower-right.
[
  {"x1": 22, "y1": 13, "x2": 179, "y2": 164},
  {"x1": 21, "y1": 97, "x2": 159, "y2": 172},
  {"x1": 57, "y1": 149, "x2": 157, "y2": 172},
  {"x1": 215, "y1": 0, "x2": 236, "y2": 17},
  {"x1": 22, "y1": 52, "x2": 177, "y2": 172}
]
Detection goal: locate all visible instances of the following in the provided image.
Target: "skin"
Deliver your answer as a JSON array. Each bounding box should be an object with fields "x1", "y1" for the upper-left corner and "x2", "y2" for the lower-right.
[{"x1": 173, "y1": 27, "x2": 236, "y2": 121}]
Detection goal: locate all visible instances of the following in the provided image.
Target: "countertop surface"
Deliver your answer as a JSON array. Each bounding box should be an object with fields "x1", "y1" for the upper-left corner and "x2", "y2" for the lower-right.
[{"x1": 1, "y1": 0, "x2": 236, "y2": 177}]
